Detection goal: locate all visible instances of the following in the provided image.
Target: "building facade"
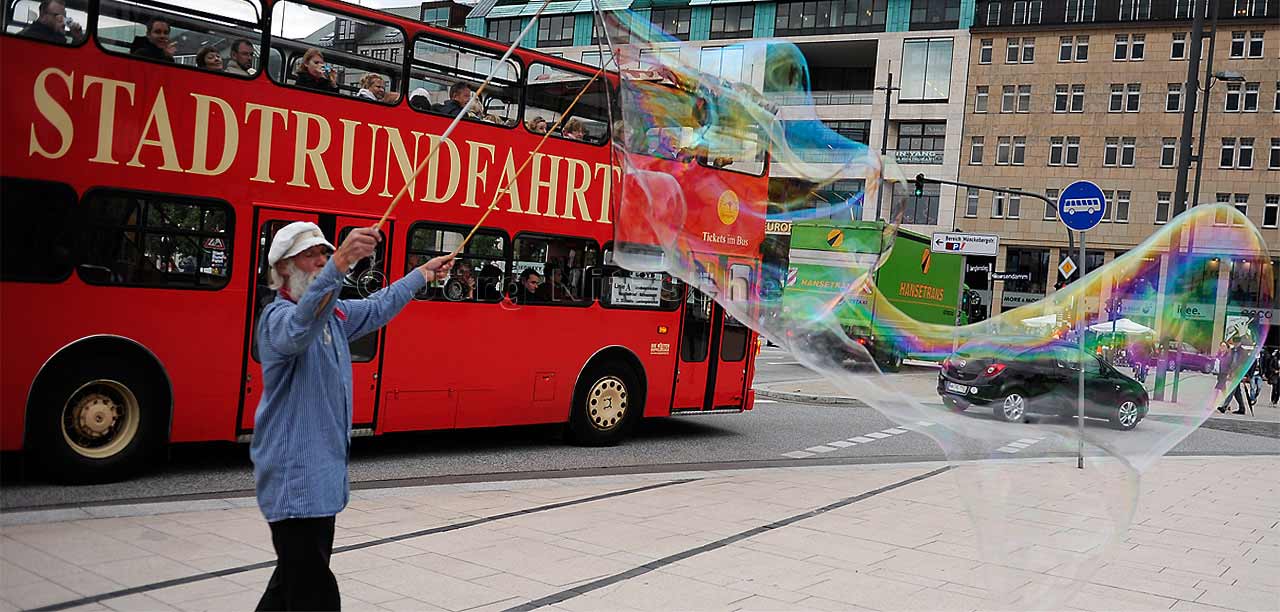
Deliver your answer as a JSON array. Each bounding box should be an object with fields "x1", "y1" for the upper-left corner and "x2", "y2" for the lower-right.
[
  {"x1": 465, "y1": 0, "x2": 978, "y2": 236},
  {"x1": 962, "y1": 0, "x2": 1278, "y2": 349}
]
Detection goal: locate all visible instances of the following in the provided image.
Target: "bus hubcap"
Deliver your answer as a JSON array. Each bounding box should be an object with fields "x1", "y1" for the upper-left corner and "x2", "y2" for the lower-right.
[
  {"x1": 587, "y1": 376, "x2": 627, "y2": 431},
  {"x1": 62, "y1": 380, "x2": 140, "y2": 459}
]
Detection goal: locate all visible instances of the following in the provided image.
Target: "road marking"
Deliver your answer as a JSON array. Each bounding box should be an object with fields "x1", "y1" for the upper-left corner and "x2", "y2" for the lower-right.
[
  {"x1": 768, "y1": 361, "x2": 802, "y2": 366},
  {"x1": 828, "y1": 440, "x2": 855, "y2": 448},
  {"x1": 882, "y1": 428, "x2": 908, "y2": 435},
  {"x1": 781, "y1": 423, "x2": 941, "y2": 460},
  {"x1": 1015, "y1": 438, "x2": 1040, "y2": 444},
  {"x1": 849, "y1": 436, "x2": 875, "y2": 443},
  {"x1": 865, "y1": 432, "x2": 892, "y2": 439},
  {"x1": 916, "y1": 421, "x2": 935, "y2": 426},
  {"x1": 755, "y1": 399, "x2": 777, "y2": 404},
  {"x1": 995, "y1": 436, "x2": 1047, "y2": 454},
  {"x1": 782, "y1": 451, "x2": 815, "y2": 459},
  {"x1": 805, "y1": 445, "x2": 838, "y2": 453}
]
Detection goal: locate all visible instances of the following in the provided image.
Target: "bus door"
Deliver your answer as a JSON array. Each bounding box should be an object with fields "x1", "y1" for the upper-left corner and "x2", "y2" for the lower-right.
[
  {"x1": 239, "y1": 210, "x2": 389, "y2": 432},
  {"x1": 671, "y1": 262, "x2": 754, "y2": 411},
  {"x1": 710, "y1": 263, "x2": 754, "y2": 408}
]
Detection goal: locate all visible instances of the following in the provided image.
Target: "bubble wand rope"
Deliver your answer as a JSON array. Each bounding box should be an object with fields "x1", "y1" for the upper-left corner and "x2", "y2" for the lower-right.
[
  {"x1": 453, "y1": 67, "x2": 606, "y2": 255},
  {"x1": 373, "y1": 0, "x2": 553, "y2": 232}
]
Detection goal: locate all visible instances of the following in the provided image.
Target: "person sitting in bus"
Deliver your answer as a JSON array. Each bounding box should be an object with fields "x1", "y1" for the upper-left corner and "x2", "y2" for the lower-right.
[
  {"x1": 511, "y1": 268, "x2": 542, "y2": 304},
  {"x1": 195, "y1": 46, "x2": 223, "y2": 71},
  {"x1": 535, "y1": 263, "x2": 577, "y2": 302},
  {"x1": 19, "y1": 0, "x2": 83, "y2": 45},
  {"x1": 128, "y1": 16, "x2": 176, "y2": 63},
  {"x1": 435, "y1": 81, "x2": 473, "y2": 117},
  {"x1": 526, "y1": 116, "x2": 549, "y2": 135},
  {"x1": 562, "y1": 118, "x2": 587, "y2": 142},
  {"x1": 443, "y1": 260, "x2": 477, "y2": 301},
  {"x1": 356, "y1": 73, "x2": 400, "y2": 104},
  {"x1": 407, "y1": 87, "x2": 433, "y2": 112},
  {"x1": 294, "y1": 48, "x2": 339, "y2": 93},
  {"x1": 476, "y1": 263, "x2": 504, "y2": 301},
  {"x1": 224, "y1": 38, "x2": 256, "y2": 76}
]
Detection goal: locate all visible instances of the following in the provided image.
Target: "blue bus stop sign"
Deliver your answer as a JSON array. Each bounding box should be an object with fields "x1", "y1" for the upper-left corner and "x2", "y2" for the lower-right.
[{"x1": 1057, "y1": 181, "x2": 1107, "y2": 232}]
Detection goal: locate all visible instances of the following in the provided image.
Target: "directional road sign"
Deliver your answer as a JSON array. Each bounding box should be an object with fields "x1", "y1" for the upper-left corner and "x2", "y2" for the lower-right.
[
  {"x1": 1057, "y1": 181, "x2": 1107, "y2": 232},
  {"x1": 930, "y1": 232, "x2": 999, "y2": 257}
]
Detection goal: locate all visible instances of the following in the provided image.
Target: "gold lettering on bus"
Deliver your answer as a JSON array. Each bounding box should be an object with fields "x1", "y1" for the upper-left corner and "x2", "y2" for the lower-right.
[
  {"x1": 495, "y1": 148, "x2": 523, "y2": 214},
  {"x1": 82, "y1": 75, "x2": 134, "y2": 165},
  {"x1": 529, "y1": 153, "x2": 563, "y2": 218},
  {"x1": 339, "y1": 119, "x2": 381, "y2": 195},
  {"x1": 126, "y1": 87, "x2": 183, "y2": 172},
  {"x1": 244, "y1": 103, "x2": 288, "y2": 184},
  {"x1": 560, "y1": 157, "x2": 592, "y2": 221},
  {"x1": 462, "y1": 140, "x2": 495, "y2": 210},
  {"x1": 188, "y1": 93, "x2": 238, "y2": 177},
  {"x1": 288, "y1": 110, "x2": 334, "y2": 190},
  {"x1": 379, "y1": 126, "x2": 421, "y2": 202},
  {"x1": 592, "y1": 162, "x2": 618, "y2": 224},
  {"x1": 29, "y1": 67, "x2": 75, "y2": 160}
]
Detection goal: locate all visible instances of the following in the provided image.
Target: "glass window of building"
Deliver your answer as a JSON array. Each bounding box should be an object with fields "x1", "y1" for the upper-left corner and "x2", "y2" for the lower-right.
[
  {"x1": 898, "y1": 122, "x2": 946, "y2": 152},
  {"x1": 649, "y1": 8, "x2": 692, "y2": 40},
  {"x1": 899, "y1": 38, "x2": 952, "y2": 101},
  {"x1": 710, "y1": 4, "x2": 754, "y2": 39},
  {"x1": 773, "y1": 0, "x2": 887, "y2": 36},
  {"x1": 910, "y1": 0, "x2": 960, "y2": 29},
  {"x1": 537, "y1": 15, "x2": 574, "y2": 47},
  {"x1": 1171, "y1": 32, "x2": 1187, "y2": 59},
  {"x1": 891, "y1": 183, "x2": 939, "y2": 225},
  {"x1": 487, "y1": 18, "x2": 521, "y2": 44},
  {"x1": 699, "y1": 45, "x2": 744, "y2": 81}
]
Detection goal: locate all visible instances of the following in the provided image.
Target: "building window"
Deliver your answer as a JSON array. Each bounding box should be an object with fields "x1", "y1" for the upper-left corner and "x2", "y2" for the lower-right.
[
  {"x1": 1270, "y1": 138, "x2": 1280, "y2": 169},
  {"x1": 1162, "y1": 138, "x2": 1177, "y2": 167},
  {"x1": 823, "y1": 120, "x2": 871, "y2": 144},
  {"x1": 699, "y1": 45, "x2": 745, "y2": 81},
  {"x1": 773, "y1": 0, "x2": 887, "y2": 36},
  {"x1": 910, "y1": 0, "x2": 961, "y2": 28},
  {"x1": 900, "y1": 38, "x2": 953, "y2": 101},
  {"x1": 1002, "y1": 85, "x2": 1016, "y2": 112},
  {"x1": 1121, "y1": 137, "x2": 1136, "y2": 167},
  {"x1": 580, "y1": 49, "x2": 613, "y2": 68},
  {"x1": 1166, "y1": 83, "x2": 1183, "y2": 112},
  {"x1": 650, "y1": 8, "x2": 692, "y2": 40},
  {"x1": 1054, "y1": 85, "x2": 1069, "y2": 112},
  {"x1": 1244, "y1": 82, "x2": 1260, "y2": 112},
  {"x1": 1221, "y1": 137, "x2": 1237, "y2": 168},
  {"x1": 537, "y1": 15, "x2": 574, "y2": 47},
  {"x1": 1248, "y1": 31, "x2": 1264, "y2": 58},
  {"x1": 898, "y1": 122, "x2": 946, "y2": 153},
  {"x1": 1231, "y1": 31, "x2": 1245, "y2": 58},
  {"x1": 1118, "y1": 0, "x2": 1151, "y2": 20},
  {"x1": 992, "y1": 192, "x2": 1006, "y2": 218},
  {"x1": 1240, "y1": 138, "x2": 1254, "y2": 169},
  {"x1": 1012, "y1": 1, "x2": 1042, "y2": 24},
  {"x1": 1263, "y1": 194, "x2": 1278, "y2": 228},
  {"x1": 1045, "y1": 188, "x2": 1059, "y2": 219},
  {"x1": 1070, "y1": 84, "x2": 1085, "y2": 112},
  {"x1": 1130, "y1": 34, "x2": 1145, "y2": 60},
  {"x1": 1012, "y1": 136, "x2": 1026, "y2": 165},
  {"x1": 1275, "y1": 81, "x2": 1280, "y2": 112},
  {"x1": 1049, "y1": 136, "x2": 1065, "y2": 165},
  {"x1": 980, "y1": 38, "x2": 993, "y2": 64},
  {"x1": 1101, "y1": 190, "x2": 1114, "y2": 222},
  {"x1": 974, "y1": 86, "x2": 989, "y2": 113},
  {"x1": 987, "y1": 1, "x2": 1002, "y2": 24},
  {"x1": 1233, "y1": 194, "x2": 1249, "y2": 222},
  {"x1": 1225, "y1": 83, "x2": 1242, "y2": 112},
  {"x1": 1115, "y1": 190, "x2": 1131, "y2": 222},
  {"x1": 710, "y1": 4, "x2": 754, "y2": 39},
  {"x1": 1175, "y1": 0, "x2": 1193, "y2": 18},
  {"x1": 1127, "y1": 83, "x2": 1141, "y2": 111},
  {"x1": 1007, "y1": 191, "x2": 1022, "y2": 219},
  {"x1": 891, "y1": 184, "x2": 940, "y2": 224},
  {"x1": 997, "y1": 136, "x2": 1011, "y2": 165},
  {"x1": 1066, "y1": 136, "x2": 1080, "y2": 165},
  {"x1": 1215, "y1": 193, "x2": 1233, "y2": 224},
  {"x1": 1064, "y1": 0, "x2": 1096, "y2": 22},
  {"x1": 1003, "y1": 37, "x2": 1035, "y2": 63},
  {"x1": 1156, "y1": 192, "x2": 1171, "y2": 224},
  {"x1": 1017, "y1": 85, "x2": 1031, "y2": 112},
  {"x1": 966, "y1": 189, "x2": 980, "y2": 217},
  {"x1": 1104, "y1": 137, "x2": 1119, "y2": 166},
  {"x1": 1114, "y1": 34, "x2": 1127, "y2": 60},
  {"x1": 1110, "y1": 84, "x2": 1124, "y2": 112},
  {"x1": 1171, "y1": 33, "x2": 1187, "y2": 60},
  {"x1": 488, "y1": 18, "x2": 521, "y2": 44},
  {"x1": 1059, "y1": 35, "x2": 1088, "y2": 62},
  {"x1": 970, "y1": 136, "x2": 985, "y2": 164}
]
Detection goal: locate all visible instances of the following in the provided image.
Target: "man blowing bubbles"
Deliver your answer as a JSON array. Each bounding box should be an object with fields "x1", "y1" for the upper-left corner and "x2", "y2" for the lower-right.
[{"x1": 251, "y1": 223, "x2": 452, "y2": 611}]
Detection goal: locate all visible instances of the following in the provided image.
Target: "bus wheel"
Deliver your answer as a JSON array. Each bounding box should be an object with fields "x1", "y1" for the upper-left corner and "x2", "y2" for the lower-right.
[
  {"x1": 568, "y1": 364, "x2": 639, "y2": 446},
  {"x1": 35, "y1": 362, "x2": 161, "y2": 484}
]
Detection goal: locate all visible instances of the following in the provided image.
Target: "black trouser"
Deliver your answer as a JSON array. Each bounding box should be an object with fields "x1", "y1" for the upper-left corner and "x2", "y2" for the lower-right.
[
  {"x1": 256, "y1": 516, "x2": 340, "y2": 611},
  {"x1": 1219, "y1": 385, "x2": 1247, "y2": 413},
  {"x1": 1272, "y1": 379, "x2": 1279, "y2": 404}
]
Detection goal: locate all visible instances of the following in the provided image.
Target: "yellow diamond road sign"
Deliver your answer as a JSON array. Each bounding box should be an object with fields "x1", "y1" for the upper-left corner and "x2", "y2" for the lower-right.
[{"x1": 1058, "y1": 256, "x2": 1077, "y2": 279}]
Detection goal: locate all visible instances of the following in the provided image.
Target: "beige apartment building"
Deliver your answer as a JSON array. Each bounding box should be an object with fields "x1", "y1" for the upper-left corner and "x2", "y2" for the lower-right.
[{"x1": 960, "y1": 0, "x2": 1277, "y2": 350}]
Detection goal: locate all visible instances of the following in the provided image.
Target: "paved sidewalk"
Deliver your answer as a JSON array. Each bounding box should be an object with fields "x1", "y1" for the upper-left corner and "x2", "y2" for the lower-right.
[{"x1": 2, "y1": 456, "x2": 1277, "y2": 611}]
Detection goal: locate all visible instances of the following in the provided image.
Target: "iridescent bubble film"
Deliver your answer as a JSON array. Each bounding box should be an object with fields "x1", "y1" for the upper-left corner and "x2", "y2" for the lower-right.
[{"x1": 594, "y1": 6, "x2": 1274, "y2": 608}]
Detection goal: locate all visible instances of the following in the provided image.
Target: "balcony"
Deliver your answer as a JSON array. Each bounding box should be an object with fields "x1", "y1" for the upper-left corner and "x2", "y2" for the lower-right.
[{"x1": 774, "y1": 90, "x2": 874, "y2": 106}]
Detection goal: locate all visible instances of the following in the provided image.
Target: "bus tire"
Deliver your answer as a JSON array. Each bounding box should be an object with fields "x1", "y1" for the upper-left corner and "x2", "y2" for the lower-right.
[
  {"x1": 567, "y1": 362, "x2": 640, "y2": 446},
  {"x1": 31, "y1": 359, "x2": 163, "y2": 484}
]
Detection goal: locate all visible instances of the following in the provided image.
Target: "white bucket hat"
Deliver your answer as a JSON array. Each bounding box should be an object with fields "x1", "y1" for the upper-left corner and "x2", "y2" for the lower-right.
[{"x1": 268, "y1": 222, "x2": 335, "y2": 267}]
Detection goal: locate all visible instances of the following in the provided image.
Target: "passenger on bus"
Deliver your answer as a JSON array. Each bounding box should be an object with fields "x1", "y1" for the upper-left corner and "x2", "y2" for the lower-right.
[
  {"x1": 195, "y1": 46, "x2": 223, "y2": 71},
  {"x1": 563, "y1": 118, "x2": 587, "y2": 141},
  {"x1": 356, "y1": 73, "x2": 400, "y2": 104},
  {"x1": 477, "y1": 263, "x2": 504, "y2": 300},
  {"x1": 512, "y1": 268, "x2": 542, "y2": 304},
  {"x1": 224, "y1": 38, "x2": 256, "y2": 76},
  {"x1": 536, "y1": 263, "x2": 577, "y2": 302},
  {"x1": 408, "y1": 87, "x2": 433, "y2": 112},
  {"x1": 294, "y1": 47, "x2": 339, "y2": 93},
  {"x1": 436, "y1": 81, "x2": 474, "y2": 117},
  {"x1": 128, "y1": 16, "x2": 176, "y2": 62},
  {"x1": 526, "y1": 116, "x2": 549, "y2": 135},
  {"x1": 19, "y1": 0, "x2": 83, "y2": 44},
  {"x1": 444, "y1": 260, "x2": 476, "y2": 301}
]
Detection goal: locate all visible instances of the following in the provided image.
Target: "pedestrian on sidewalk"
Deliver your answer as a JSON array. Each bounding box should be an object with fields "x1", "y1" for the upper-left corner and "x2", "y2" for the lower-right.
[
  {"x1": 1266, "y1": 347, "x2": 1280, "y2": 406},
  {"x1": 1215, "y1": 339, "x2": 1247, "y2": 415},
  {"x1": 251, "y1": 222, "x2": 453, "y2": 611}
]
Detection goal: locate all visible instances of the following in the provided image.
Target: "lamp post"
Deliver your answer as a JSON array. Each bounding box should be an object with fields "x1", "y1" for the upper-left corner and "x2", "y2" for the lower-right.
[
  {"x1": 873, "y1": 61, "x2": 899, "y2": 221},
  {"x1": 1192, "y1": 70, "x2": 1245, "y2": 205}
]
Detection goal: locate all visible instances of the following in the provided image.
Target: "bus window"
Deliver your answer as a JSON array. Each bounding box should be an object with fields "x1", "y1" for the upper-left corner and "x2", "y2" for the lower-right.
[
  {"x1": 408, "y1": 36, "x2": 519, "y2": 127},
  {"x1": 698, "y1": 124, "x2": 767, "y2": 177},
  {"x1": 405, "y1": 223, "x2": 508, "y2": 303},
  {"x1": 96, "y1": 0, "x2": 262, "y2": 75},
  {"x1": 337, "y1": 226, "x2": 385, "y2": 362},
  {"x1": 268, "y1": 1, "x2": 405, "y2": 104},
  {"x1": 596, "y1": 247, "x2": 682, "y2": 311},
  {"x1": 1, "y1": 177, "x2": 75, "y2": 282},
  {"x1": 4, "y1": 0, "x2": 89, "y2": 46},
  {"x1": 720, "y1": 263, "x2": 753, "y2": 362},
  {"x1": 77, "y1": 190, "x2": 233, "y2": 289},
  {"x1": 526, "y1": 63, "x2": 610, "y2": 145},
  {"x1": 510, "y1": 234, "x2": 600, "y2": 305}
]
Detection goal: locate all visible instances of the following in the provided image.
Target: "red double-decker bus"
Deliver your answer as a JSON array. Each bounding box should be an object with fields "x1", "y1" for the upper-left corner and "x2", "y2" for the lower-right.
[{"x1": 0, "y1": 0, "x2": 766, "y2": 483}]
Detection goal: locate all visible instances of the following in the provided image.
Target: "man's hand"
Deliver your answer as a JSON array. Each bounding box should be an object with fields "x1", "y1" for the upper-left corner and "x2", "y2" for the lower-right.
[
  {"x1": 333, "y1": 227, "x2": 380, "y2": 273},
  {"x1": 418, "y1": 254, "x2": 455, "y2": 283}
]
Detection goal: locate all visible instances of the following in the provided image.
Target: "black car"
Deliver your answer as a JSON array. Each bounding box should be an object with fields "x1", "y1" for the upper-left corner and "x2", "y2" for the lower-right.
[{"x1": 937, "y1": 341, "x2": 1149, "y2": 430}]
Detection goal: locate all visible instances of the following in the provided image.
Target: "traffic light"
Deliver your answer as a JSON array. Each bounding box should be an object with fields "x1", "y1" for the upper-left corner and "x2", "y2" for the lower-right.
[{"x1": 912, "y1": 174, "x2": 926, "y2": 198}]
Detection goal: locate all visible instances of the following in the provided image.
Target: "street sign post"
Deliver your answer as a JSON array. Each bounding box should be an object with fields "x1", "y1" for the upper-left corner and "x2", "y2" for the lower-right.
[
  {"x1": 930, "y1": 232, "x2": 999, "y2": 257},
  {"x1": 1057, "y1": 180, "x2": 1107, "y2": 470}
]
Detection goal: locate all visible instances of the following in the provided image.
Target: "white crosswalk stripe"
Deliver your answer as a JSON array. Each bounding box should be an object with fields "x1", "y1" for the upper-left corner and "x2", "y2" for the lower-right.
[{"x1": 781, "y1": 422, "x2": 942, "y2": 459}]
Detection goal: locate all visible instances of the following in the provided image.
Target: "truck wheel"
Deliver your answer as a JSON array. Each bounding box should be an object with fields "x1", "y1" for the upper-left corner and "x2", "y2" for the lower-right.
[
  {"x1": 879, "y1": 350, "x2": 903, "y2": 373},
  {"x1": 32, "y1": 360, "x2": 163, "y2": 484},
  {"x1": 567, "y1": 362, "x2": 640, "y2": 446}
]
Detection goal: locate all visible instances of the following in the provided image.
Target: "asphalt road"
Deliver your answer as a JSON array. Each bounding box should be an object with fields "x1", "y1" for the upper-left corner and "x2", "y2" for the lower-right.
[{"x1": 2, "y1": 349, "x2": 1276, "y2": 511}]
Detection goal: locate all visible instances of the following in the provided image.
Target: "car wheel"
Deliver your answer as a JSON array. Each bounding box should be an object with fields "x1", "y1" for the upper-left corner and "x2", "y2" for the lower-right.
[
  {"x1": 995, "y1": 391, "x2": 1028, "y2": 423},
  {"x1": 1111, "y1": 400, "x2": 1141, "y2": 430}
]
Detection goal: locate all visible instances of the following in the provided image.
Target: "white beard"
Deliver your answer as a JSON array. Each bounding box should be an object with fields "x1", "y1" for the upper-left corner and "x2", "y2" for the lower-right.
[{"x1": 285, "y1": 261, "x2": 321, "y2": 299}]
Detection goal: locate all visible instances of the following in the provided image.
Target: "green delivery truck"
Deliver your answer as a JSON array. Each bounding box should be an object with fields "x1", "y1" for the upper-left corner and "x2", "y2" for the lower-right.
[{"x1": 762, "y1": 220, "x2": 971, "y2": 370}]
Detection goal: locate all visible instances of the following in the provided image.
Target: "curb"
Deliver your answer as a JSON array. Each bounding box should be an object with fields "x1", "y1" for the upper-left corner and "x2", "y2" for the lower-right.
[{"x1": 754, "y1": 387, "x2": 866, "y2": 406}]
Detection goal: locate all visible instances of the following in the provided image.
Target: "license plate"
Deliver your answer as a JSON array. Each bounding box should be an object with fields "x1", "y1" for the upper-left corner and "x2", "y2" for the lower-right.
[{"x1": 945, "y1": 381, "x2": 968, "y2": 394}]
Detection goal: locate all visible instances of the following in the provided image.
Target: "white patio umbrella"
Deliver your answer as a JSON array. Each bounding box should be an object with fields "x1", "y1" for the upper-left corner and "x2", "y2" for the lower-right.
[{"x1": 1088, "y1": 318, "x2": 1154, "y2": 335}]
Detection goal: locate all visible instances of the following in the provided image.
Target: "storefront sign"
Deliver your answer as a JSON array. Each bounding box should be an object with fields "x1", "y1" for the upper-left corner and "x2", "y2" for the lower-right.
[{"x1": 895, "y1": 150, "x2": 944, "y2": 165}]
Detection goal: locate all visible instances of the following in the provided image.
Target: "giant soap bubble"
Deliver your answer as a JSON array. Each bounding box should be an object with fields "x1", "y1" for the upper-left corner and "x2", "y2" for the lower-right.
[{"x1": 591, "y1": 6, "x2": 1273, "y2": 608}]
